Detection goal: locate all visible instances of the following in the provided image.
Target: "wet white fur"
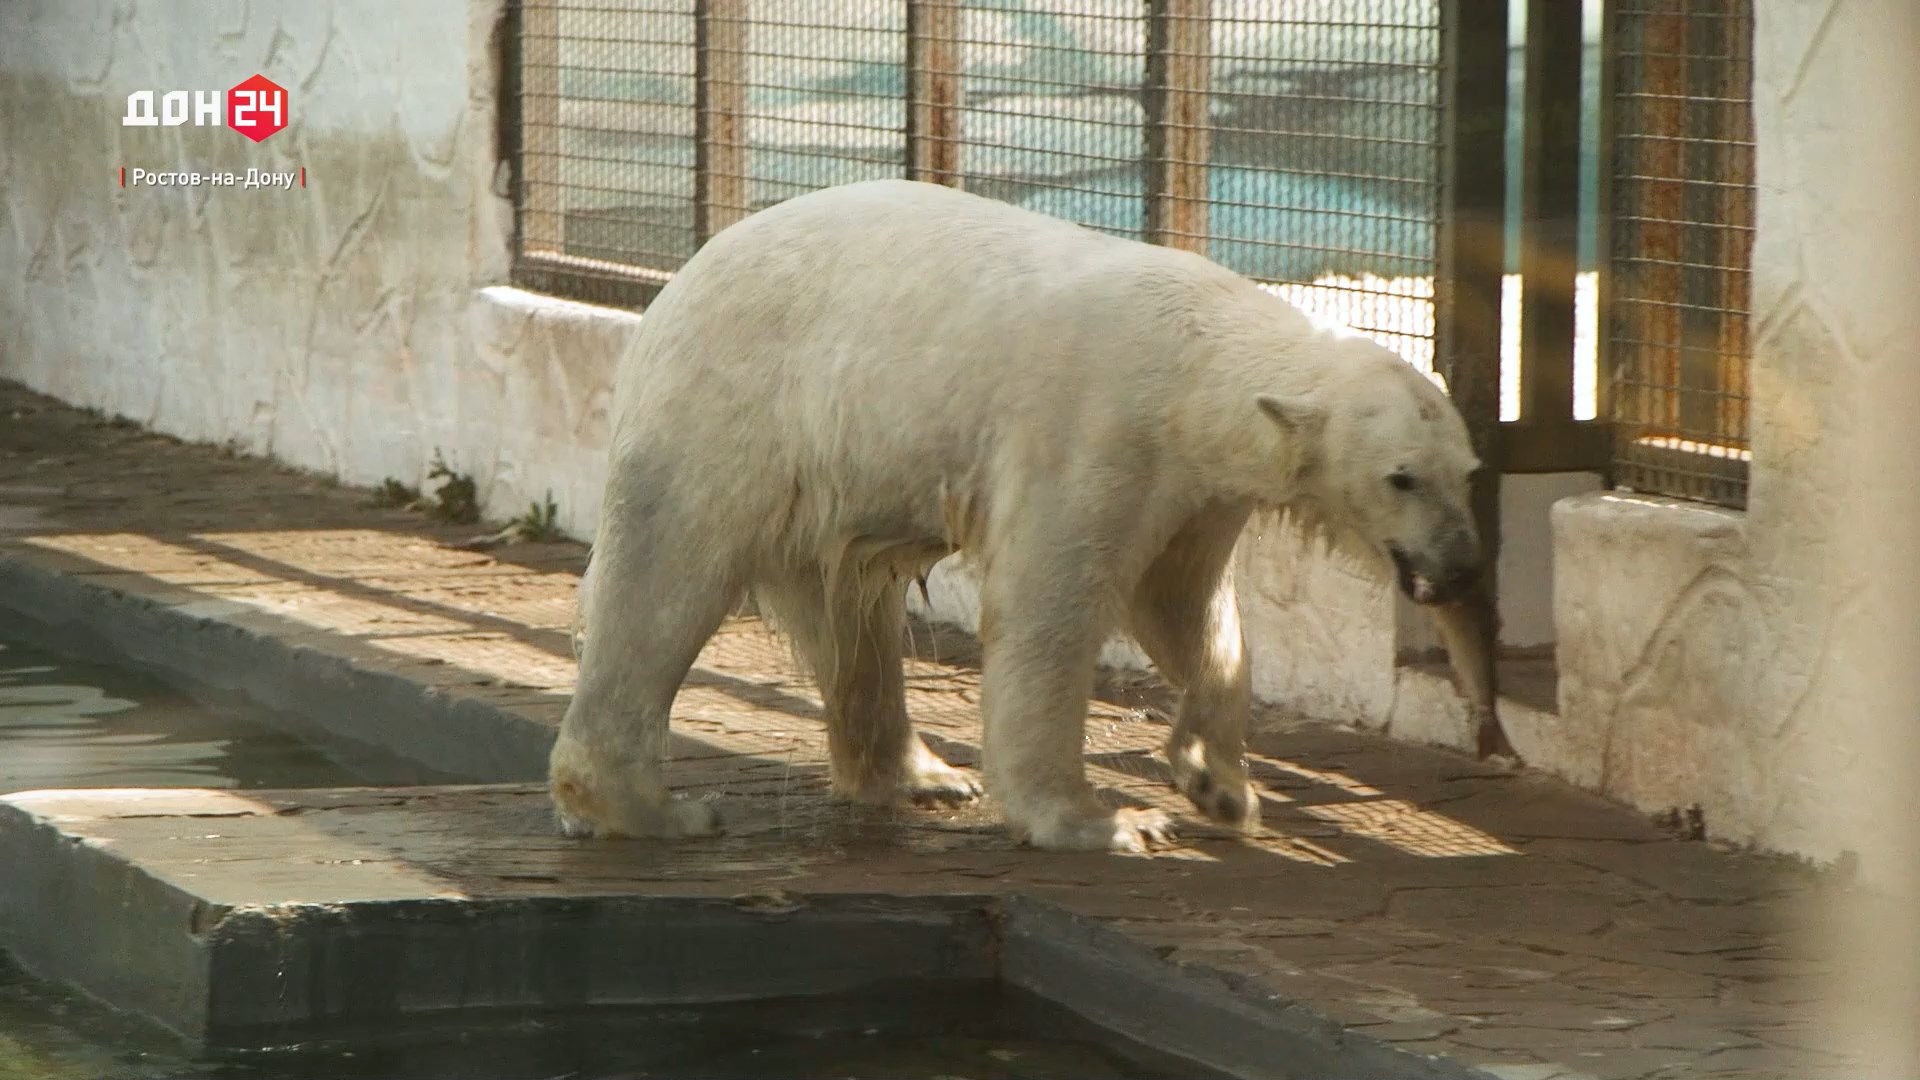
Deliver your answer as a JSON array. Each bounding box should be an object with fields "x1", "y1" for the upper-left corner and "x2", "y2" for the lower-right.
[{"x1": 551, "y1": 179, "x2": 1482, "y2": 852}]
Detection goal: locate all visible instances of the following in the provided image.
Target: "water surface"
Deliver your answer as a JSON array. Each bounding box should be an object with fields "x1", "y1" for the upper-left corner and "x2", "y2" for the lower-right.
[
  {"x1": 0, "y1": 634, "x2": 454, "y2": 794},
  {"x1": 0, "y1": 961, "x2": 1217, "y2": 1080}
]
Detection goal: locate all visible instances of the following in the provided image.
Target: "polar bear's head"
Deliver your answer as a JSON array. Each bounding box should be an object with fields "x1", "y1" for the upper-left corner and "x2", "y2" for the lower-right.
[{"x1": 1258, "y1": 344, "x2": 1485, "y2": 606}]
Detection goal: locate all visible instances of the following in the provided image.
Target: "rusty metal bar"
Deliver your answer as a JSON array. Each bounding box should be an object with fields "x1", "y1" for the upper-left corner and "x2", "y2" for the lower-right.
[
  {"x1": 1143, "y1": 0, "x2": 1212, "y2": 254},
  {"x1": 1499, "y1": 419, "x2": 1611, "y2": 474},
  {"x1": 517, "y1": 0, "x2": 563, "y2": 252},
  {"x1": 1603, "y1": 0, "x2": 1753, "y2": 508},
  {"x1": 694, "y1": 0, "x2": 748, "y2": 243},
  {"x1": 1430, "y1": 0, "x2": 1511, "y2": 756},
  {"x1": 1679, "y1": 8, "x2": 1743, "y2": 440},
  {"x1": 1593, "y1": 0, "x2": 1619, "y2": 432},
  {"x1": 1436, "y1": 0, "x2": 1509, "y2": 512},
  {"x1": 1518, "y1": 0, "x2": 1582, "y2": 427},
  {"x1": 1640, "y1": 6, "x2": 1686, "y2": 438},
  {"x1": 907, "y1": 0, "x2": 963, "y2": 187}
]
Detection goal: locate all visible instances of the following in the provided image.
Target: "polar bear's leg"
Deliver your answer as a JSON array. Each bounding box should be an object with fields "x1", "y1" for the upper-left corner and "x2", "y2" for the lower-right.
[
  {"x1": 978, "y1": 525, "x2": 1174, "y2": 853},
  {"x1": 548, "y1": 513, "x2": 740, "y2": 840},
  {"x1": 759, "y1": 569, "x2": 982, "y2": 805},
  {"x1": 1128, "y1": 506, "x2": 1261, "y2": 831}
]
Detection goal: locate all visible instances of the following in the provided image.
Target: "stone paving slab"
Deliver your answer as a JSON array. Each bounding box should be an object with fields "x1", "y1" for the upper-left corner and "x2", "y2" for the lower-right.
[{"x1": 0, "y1": 380, "x2": 1861, "y2": 1078}]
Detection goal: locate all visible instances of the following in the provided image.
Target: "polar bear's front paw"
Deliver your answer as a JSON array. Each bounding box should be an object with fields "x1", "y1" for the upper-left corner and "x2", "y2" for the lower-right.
[
  {"x1": 550, "y1": 771, "x2": 722, "y2": 840},
  {"x1": 549, "y1": 734, "x2": 723, "y2": 841},
  {"x1": 1022, "y1": 807, "x2": 1175, "y2": 853},
  {"x1": 553, "y1": 793, "x2": 720, "y2": 840},
  {"x1": 1179, "y1": 769, "x2": 1260, "y2": 829},
  {"x1": 1167, "y1": 736, "x2": 1261, "y2": 831}
]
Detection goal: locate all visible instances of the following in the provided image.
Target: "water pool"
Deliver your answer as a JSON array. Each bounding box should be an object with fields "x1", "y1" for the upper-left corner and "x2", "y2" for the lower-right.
[
  {"x1": 0, "y1": 633, "x2": 457, "y2": 794},
  {"x1": 0, "y1": 957, "x2": 1221, "y2": 1080}
]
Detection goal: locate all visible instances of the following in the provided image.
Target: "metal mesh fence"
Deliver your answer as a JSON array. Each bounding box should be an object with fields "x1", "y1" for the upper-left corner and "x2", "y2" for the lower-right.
[
  {"x1": 1211, "y1": 3, "x2": 1441, "y2": 366},
  {"x1": 1604, "y1": 0, "x2": 1754, "y2": 508},
  {"x1": 947, "y1": 3, "x2": 1148, "y2": 244},
  {"x1": 510, "y1": 1, "x2": 907, "y2": 306},
  {"x1": 512, "y1": 0, "x2": 699, "y2": 306},
  {"x1": 508, "y1": 0, "x2": 1448, "y2": 369},
  {"x1": 704, "y1": 3, "x2": 907, "y2": 233}
]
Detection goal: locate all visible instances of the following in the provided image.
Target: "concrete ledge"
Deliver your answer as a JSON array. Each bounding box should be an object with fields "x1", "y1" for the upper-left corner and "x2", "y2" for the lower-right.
[
  {"x1": 0, "y1": 794, "x2": 215, "y2": 1043},
  {"x1": 0, "y1": 544, "x2": 1495, "y2": 1077},
  {"x1": 461, "y1": 285, "x2": 642, "y2": 540},
  {"x1": 0, "y1": 787, "x2": 1486, "y2": 1079},
  {"x1": 203, "y1": 893, "x2": 997, "y2": 1046},
  {"x1": 1550, "y1": 492, "x2": 1760, "y2": 838},
  {"x1": 1001, "y1": 897, "x2": 1472, "y2": 1080}
]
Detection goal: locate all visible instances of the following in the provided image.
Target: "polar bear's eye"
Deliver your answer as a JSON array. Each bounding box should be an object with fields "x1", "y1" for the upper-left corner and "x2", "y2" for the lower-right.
[{"x1": 1388, "y1": 471, "x2": 1417, "y2": 492}]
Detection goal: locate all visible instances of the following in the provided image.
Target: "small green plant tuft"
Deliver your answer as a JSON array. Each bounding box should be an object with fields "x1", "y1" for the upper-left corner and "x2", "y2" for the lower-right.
[
  {"x1": 369, "y1": 478, "x2": 421, "y2": 509},
  {"x1": 425, "y1": 451, "x2": 479, "y2": 525},
  {"x1": 512, "y1": 491, "x2": 564, "y2": 542}
]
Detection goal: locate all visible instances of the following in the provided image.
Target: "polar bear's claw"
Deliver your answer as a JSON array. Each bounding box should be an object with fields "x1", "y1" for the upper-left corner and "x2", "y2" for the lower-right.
[
  {"x1": 1024, "y1": 807, "x2": 1175, "y2": 853},
  {"x1": 555, "y1": 808, "x2": 594, "y2": 839},
  {"x1": 904, "y1": 757, "x2": 985, "y2": 806},
  {"x1": 907, "y1": 773, "x2": 984, "y2": 806}
]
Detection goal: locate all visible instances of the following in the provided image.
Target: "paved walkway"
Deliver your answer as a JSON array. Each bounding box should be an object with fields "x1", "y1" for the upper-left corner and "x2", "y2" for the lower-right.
[{"x1": 0, "y1": 380, "x2": 1856, "y2": 1079}]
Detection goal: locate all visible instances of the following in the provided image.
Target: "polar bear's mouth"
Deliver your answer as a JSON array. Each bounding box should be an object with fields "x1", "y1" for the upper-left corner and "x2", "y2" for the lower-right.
[{"x1": 1388, "y1": 544, "x2": 1440, "y2": 605}]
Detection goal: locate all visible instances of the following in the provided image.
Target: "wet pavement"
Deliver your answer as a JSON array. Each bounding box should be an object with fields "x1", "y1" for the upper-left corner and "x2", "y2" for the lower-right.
[{"x1": 0, "y1": 379, "x2": 1864, "y2": 1079}]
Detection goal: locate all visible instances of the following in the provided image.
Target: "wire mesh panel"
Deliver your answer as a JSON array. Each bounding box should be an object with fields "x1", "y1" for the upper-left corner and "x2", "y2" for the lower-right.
[
  {"x1": 1212, "y1": 1, "x2": 1444, "y2": 368},
  {"x1": 510, "y1": 0, "x2": 906, "y2": 304},
  {"x1": 717, "y1": 2, "x2": 907, "y2": 224},
  {"x1": 927, "y1": 1, "x2": 1444, "y2": 369},
  {"x1": 949, "y1": 2, "x2": 1149, "y2": 242},
  {"x1": 512, "y1": 0, "x2": 698, "y2": 305},
  {"x1": 1604, "y1": 0, "x2": 1754, "y2": 508},
  {"x1": 508, "y1": 0, "x2": 1450, "y2": 375}
]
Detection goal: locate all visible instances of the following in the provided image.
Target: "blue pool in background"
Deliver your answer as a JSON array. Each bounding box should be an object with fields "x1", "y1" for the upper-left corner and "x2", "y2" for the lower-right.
[{"x1": 553, "y1": 10, "x2": 1601, "y2": 283}]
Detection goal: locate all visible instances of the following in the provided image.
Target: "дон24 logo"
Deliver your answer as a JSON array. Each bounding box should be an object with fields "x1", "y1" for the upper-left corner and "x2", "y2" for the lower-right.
[{"x1": 122, "y1": 74, "x2": 288, "y2": 143}]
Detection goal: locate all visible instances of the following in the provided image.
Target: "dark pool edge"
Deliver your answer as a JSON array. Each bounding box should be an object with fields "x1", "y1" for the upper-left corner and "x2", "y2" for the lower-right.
[
  {"x1": 200, "y1": 893, "x2": 1003, "y2": 1044},
  {"x1": 999, "y1": 897, "x2": 1485, "y2": 1080},
  {"x1": 0, "y1": 797, "x2": 222, "y2": 1041},
  {"x1": 0, "y1": 548, "x2": 1498, "y2": 1080}
]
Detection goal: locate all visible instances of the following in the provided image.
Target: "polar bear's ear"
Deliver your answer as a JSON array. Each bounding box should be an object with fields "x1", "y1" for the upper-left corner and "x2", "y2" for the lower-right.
[{"x1": 1256, "y1": 395, "x2": 1325, "y2": 438}]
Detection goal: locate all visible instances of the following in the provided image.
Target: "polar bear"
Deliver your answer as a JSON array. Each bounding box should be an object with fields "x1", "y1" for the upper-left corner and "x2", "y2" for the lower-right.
[{"x1": 551, "y1": 178, "x2": 1493, "y2": 853}]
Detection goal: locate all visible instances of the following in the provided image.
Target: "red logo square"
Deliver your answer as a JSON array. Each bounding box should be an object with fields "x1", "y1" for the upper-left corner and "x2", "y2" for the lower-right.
[{"x1": 228, "y1": 74, "x2": 288, "y2": 143}]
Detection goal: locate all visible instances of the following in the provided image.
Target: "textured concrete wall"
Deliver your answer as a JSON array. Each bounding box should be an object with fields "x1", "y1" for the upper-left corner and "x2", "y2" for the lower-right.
[
  {"x1": 0, "y1": 0, "x2": 542, "y2": 523},
  {"x1": 1555, "y1": 0, "x2": 1920, "y2": 885}
]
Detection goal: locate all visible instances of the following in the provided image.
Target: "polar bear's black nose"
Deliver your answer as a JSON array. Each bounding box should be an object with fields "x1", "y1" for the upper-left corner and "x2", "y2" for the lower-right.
[{"x1": 1432, "y1": 529, "x2": 1484, "y2": 602}]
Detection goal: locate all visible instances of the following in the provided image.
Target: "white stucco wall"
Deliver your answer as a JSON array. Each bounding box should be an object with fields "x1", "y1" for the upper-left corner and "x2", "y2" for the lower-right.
[
  {"x1": 1553, "y1": 0, "x2": 1920, "y2": 887},
  {"x1": 0, "y1": 0, "x2": 535, "y2": 523}
]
